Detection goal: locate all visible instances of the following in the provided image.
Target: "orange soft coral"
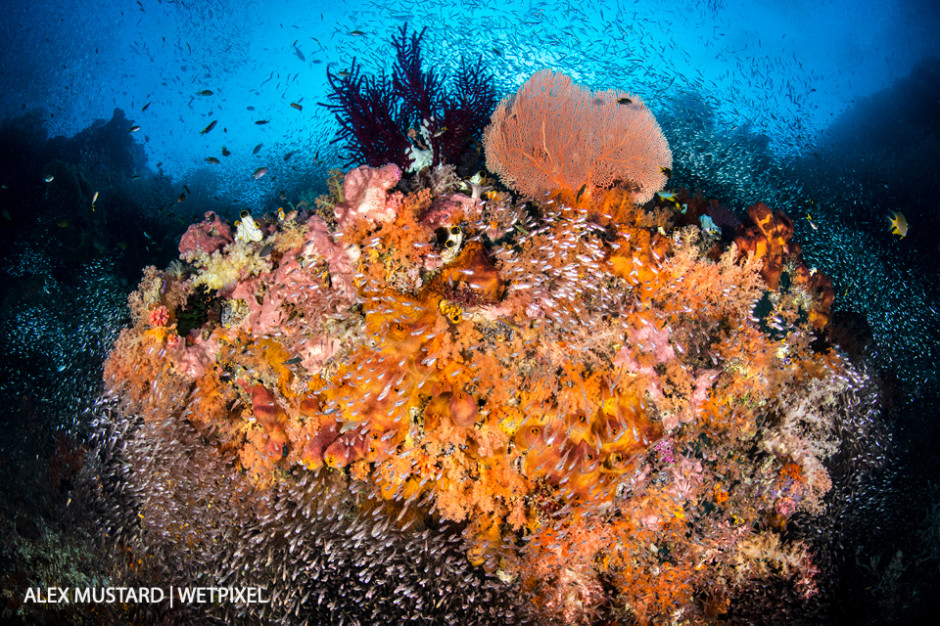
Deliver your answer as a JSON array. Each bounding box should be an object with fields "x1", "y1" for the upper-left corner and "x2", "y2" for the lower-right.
[{"x1": 734, "y1": 202, "x2": 834, "y2": 330}]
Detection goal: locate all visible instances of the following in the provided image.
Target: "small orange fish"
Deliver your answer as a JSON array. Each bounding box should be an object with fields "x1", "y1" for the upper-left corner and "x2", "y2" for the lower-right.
[
  {"x1": 290, "y1": 102, "x2": 303, "y2": 111},
  {"x1": 253, "y1": 167, "x2": 268, "y2": 180}
]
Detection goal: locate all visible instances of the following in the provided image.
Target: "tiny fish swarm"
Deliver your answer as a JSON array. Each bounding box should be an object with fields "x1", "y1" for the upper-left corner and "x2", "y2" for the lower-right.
[
  {"x1": 104, "y1": 162, "x2": 863, "y2": 624},
  {"x1": 483, "y1": 70, "x2": 673, "y2": 203}
]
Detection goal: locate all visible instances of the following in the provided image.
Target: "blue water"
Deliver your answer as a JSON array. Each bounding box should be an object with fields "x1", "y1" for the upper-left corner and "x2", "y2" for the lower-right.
[
  {"x1": 1, "y1": 0, "x2": 938, "y2": 624},
  {"x1": 2, "y1": 0, "x2": 935, "y2": 204}
]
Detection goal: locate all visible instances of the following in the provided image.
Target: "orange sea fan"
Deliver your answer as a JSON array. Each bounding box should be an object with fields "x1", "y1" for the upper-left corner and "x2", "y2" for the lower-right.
[{"x1": 483, "y1": 69, "x2": 672, "y2": 202}]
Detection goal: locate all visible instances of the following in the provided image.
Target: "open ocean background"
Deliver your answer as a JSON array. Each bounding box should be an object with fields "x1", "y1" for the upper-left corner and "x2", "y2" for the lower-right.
[{"x1": 0, "y1": 0, "x2": 938, "y2": 623}]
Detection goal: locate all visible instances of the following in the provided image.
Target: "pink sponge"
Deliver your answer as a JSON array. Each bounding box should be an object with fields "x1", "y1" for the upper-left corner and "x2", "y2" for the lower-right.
[
  {"x1": 334, "y1": 164, "x2": 401, "y2": 228},
  {"x1": 178, "y1": 211, "x2": 233, "y2": 259}
]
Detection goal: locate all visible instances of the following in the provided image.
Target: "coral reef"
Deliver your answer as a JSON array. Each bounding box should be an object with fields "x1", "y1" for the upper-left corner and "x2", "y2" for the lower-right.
[{"x1": 101, "y1": 150, "x2": 870, "y2": 623}]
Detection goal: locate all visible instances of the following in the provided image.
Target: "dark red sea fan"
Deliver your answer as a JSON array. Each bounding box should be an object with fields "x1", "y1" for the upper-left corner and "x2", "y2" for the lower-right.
[
  {"x1": 321, "y1": 25, "x2": 495, "y2": 171},
  {"x1": 323, "y1": 58, "x2": 411, "y2": 168}
]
